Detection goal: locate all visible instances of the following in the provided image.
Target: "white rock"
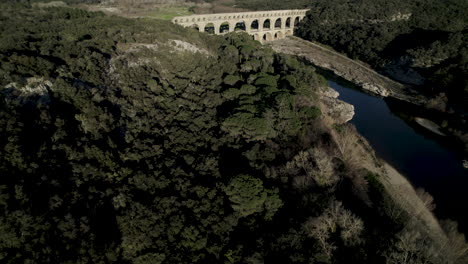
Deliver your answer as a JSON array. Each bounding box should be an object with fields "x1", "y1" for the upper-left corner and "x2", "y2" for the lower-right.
[
  {"x1": 321, "y1": 97, "x2": 355, "y2": 124},
  {"x1": 318, "y1": 86, "x2": 340, "y2": 98},
  {"x1": 362, "y1": 83, "x2": 390, "y2": 97}
]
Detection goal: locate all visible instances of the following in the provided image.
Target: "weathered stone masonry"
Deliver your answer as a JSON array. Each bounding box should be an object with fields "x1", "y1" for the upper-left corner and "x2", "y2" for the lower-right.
[{"x1": 172, "y1": 9, "x2": 308, "y2": 42}]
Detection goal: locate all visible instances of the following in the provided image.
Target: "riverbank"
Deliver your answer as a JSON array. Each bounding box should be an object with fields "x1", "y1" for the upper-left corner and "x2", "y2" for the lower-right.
[
  {"x1": 269, "y1": 36, "x2": 427, "y2": 104},
  {"x1": 270, "y1": 36, "x2": 468, "y2": 156},
  {"x1": 317, "y1": 86, "x2": 451, "y2": 246}
]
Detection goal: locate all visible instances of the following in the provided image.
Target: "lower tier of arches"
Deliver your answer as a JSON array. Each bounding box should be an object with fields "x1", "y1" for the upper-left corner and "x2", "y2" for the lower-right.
[{"x1": 252, "y1": 30, "x2": 293, "y2": 42}]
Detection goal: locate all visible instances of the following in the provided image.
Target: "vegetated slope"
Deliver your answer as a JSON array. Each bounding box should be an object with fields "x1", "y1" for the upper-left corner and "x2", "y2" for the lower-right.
[
  {"x1": 295, "y1": 0, "x2": 467, "y2": 111},
  {"x1": 0, "y1": 4, "x2": 467, "y2": 264},
  {"x1": 235, "y1": 0, "x2": 310, "y2": 10}
]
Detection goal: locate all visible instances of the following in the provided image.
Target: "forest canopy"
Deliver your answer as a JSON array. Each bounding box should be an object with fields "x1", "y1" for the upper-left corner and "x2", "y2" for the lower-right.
[{"x1": 0, "y1": 3, "x2": 467, "y2": 264}]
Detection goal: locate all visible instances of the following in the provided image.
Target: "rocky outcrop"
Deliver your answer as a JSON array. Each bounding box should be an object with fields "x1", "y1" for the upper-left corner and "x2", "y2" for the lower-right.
[
  {"x1": 169, "y1": 39, "x2": 211, "y2": 56},
  {"x1": 318, "y1": 86, "x2": 355, "y2": 124},
  {"x1": 414, "y1": 117, "x2": 446, "y2": 136},
  {"x1": 318, "y1": 85, "x2": 340, "y2": 98},
  {"x1": 361, "y1": 82, "x2": 390, "y2": 97}
]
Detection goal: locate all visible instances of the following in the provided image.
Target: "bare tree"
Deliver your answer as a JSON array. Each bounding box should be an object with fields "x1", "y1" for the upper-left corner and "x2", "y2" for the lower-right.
[
  {"x1": 303, "y1": 200, "x2": 364, "y2": 261},
  {"x1": 415, "y1": 188, "x2": 436, "y2": 212},
  {"x1": 440, "y1": 220, "x2": 468, "y2": 264},
  {"x1": 385, "y1": 220, "x2": 468, "y2": 264},
  {"x1": 288, "y1": 147, "x2": 339, "y2": 190},
  {"x1": 330, "y1": 124, "x2": 364, "y2": 172}
]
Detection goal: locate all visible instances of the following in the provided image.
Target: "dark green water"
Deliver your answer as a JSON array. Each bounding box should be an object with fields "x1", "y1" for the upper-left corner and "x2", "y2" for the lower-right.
[{"x1": 328, "y1": 80, "x2": 468, "y2": 235}]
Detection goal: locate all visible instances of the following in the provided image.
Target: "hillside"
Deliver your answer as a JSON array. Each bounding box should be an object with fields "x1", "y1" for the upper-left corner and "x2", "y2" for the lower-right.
[{"x1": 0, "y1": 4, "x2": 467, "y2": 264}]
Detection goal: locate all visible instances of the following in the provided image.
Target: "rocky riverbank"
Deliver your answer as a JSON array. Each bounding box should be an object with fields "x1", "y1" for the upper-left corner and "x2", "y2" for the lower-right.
[
  {"x1": 318, "y1": 86, "x2": 355, "y2": 124},
  {"x1": 269, "y1": 37, "x2": 427, "y2": 104},
  {"x1": 270, "y1": 36, "x2": 468, "y2": 156},
  {"x1": 316, "y1": 82, "x2": 452, "y2": 253}
]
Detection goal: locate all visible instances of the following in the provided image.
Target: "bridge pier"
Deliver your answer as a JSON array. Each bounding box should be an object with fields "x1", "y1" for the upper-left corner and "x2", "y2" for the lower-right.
[{"x1": 172, "y1": 9, "x2": 308, "y2": 43}]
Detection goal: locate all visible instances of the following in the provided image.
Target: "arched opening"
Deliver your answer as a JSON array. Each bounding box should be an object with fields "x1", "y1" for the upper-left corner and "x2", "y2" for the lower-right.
[
  {"x1": 294, "y1": 17, "x2": 300, "y2": 26},
  {"x1": 286, "y1": 17, "x2": 291, "y2": 28},
  {"x1": 204, "y1": 23, "x2": 215, "y2": 34},
  {"x1": 285, "y1": 30, "x2": 293, "y2": 36},
  {"x1": 220, "y1": 22, "x2": 230, "y2": 34},
  {"x1": 263, "y1": 32, "x2": 273, "y2": 41},
  {"x1": 235, "y1": 21, "x2": 246, "y2": 31},
  {"x1": 251, "y1": 20, "x2": 259, "y2": 31},
  {"x1": 275, "y1": 31, "x2": 284, "y2": 39},
  {"x1": 189, "y1": 24, "x2": 199, "y2": 31},
  {"x1": 263, "y1": 19, "x2": 271, "y2": 30},
  {"x1": 274, "y1": 18, "x2": 282, "y2": 29}
]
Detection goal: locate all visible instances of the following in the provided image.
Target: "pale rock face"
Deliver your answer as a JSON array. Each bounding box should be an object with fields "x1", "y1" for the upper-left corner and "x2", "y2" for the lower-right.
[
  {"x1": 414, "y1": 117, "x2": 446, "y2": 136},
  {"x1": 6, "y1": 77, "x2": 52, "y2": 97},
  {"x1": 361, "y1": 83, "x2": 390, "y2": 97},
  {"x1": 318, "y1": 86, "x2": 340, "y2": 98},
  {"x1": 169, "y1": 40, "x2": 210, "y2": 56},
  {"x1": 318, "y1": 86, "x2": 355, "y2": 124}
]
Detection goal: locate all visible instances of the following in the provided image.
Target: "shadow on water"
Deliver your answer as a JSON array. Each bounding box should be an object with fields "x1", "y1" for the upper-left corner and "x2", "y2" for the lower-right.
[{"x1": 325, "y1": 77, "x2": 468, "y2": 235}]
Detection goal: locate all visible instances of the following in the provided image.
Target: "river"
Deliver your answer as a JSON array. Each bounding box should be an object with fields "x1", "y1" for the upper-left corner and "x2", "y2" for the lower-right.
[{"x1": 328, "y1": 80, "x2": 468, "y2": 235}]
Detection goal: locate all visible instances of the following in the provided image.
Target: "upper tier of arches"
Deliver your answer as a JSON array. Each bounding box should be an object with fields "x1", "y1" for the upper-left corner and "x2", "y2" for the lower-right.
[{"x1": 172, "y1": 9, "x2": 308, "y2": 24}]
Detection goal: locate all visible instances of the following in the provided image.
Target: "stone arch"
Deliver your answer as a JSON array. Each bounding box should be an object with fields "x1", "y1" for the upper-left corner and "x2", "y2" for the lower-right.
[
  {"x1": 285, "y1": 30, "x2": 293, "y2": 36},
  {"x1": 294, "y1": 16, "x2": 300, "y2": 26},
  {"x1": 234, "y1": 21, "x2": 246, "y2": 31},
  {"x1": 253, "y1": 33, "x2": 261, "y2": 41},
  {"x1": 263, "y1": 19, "x2": 271, "y2": 30},
  {"x1": 220, "y1": 21, "x2": 230, "y2": 34},
  {"x1": 263, "y1": 32, "x2": 273, "y2": 41},
  {"x1": 204, "y1": 23, "x2": 215, "y2": 34},
  {"x1": 251, "y1": 20, "x2": 259, "y2": 31},
  {"x1": 274, "y1": 18, "x2": 282, "y2": 29},
  {"x1": 189, "y1": 24, "x2": 200, "y2": 31},
  {"x1": 286, "y1": 17, "x2": 292, "y2": 28},
  {"x1": 274, "y1": 31, "x2": 284, "y2": 39}
]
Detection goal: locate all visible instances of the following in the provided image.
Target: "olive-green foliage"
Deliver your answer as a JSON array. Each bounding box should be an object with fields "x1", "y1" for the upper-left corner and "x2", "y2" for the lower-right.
[
  {"x1": 235, "y1": 0, "x2": 310, "y2": 10},
  {"x1": 0, "y1": 4, "x2": 449, "y2": 264},
  {"x1": 0, "y1": 4, "x2": 328, "y2": 264},
  {"x1": 225, "y1": 174, "x2": 282, "y2": 218}
]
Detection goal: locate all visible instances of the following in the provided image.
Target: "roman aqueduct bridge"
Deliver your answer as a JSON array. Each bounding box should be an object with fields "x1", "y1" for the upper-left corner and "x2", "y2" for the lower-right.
[{"x1": 172, "y1": 9, "x2": 308, "y2": 42}]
